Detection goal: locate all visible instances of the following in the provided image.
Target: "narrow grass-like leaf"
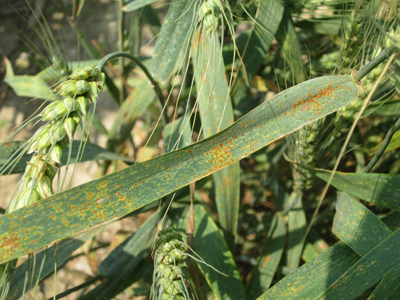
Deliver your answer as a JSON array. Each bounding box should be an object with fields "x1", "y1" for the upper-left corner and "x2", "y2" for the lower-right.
[
  {"x1": 142, "y1": 4, "x2": 161, "y2": 36},
  {"x1": 106, "y1": 78, "x2": 155, "y2": 153},
  {"x1": 0, "y1": 141, "x2": 133, "y2": 175},
  {"x1": 364, "y1": 99, "x2": 400, "y2": 117},
  {"x1": 4, "y1": 75, "x2": 57, "y2": 100},
  {"x1": 123, "y1": 0, "x2": 158, "y2": 12},
  {"x1": 6, "y1": 226, "x2": 104, "y2": 300},
  {"x1": 246, "y1": 213, "x2": 286, "y2": 299},
  {"x1": 302, "y1": 229, "x2": 329, "y2": 262},
  {"x1": 277, "y1": 8, "x2": 305, "y2": 84},
  {"x1": 152, "y1": 0, "x2": 194, "y2": 81},
  {"x1": 257, "y1": 242, "x2": 360, "y2": 300},
  {"x1": 98, "y1": 207, "x2": 162, "y2": 277},
  {"x1": 368, "y1": 265, "x2": 400, "y2": 300},
  {"x1": 310, "y1": 169, "x2": 400, "y2": 210},
  {"x1": 72, "y1": 0, "x2": 85, "y2": 18},
  {"x1": 232, "y1": 0, "x2": 284, "y2": 104},
  {"x1": 78, "y1": 209, "x2": 162, "y2": 299},
  {"x1": 286, "y1": 191, "x2": 306, "y2": 270},
  {"x1": 257, "y1": 213, "x2": 400, "y2": 299},
  {"x1": 164, "y1": 116, "x2": 192, "y2": 152},
  {"x1": 316, "y1": 228, "x2": 400, "y2": 299},
  {"x1": 333, "y1": 192, "x2": 392, "y2": 256},
  {"x1": 0, "y1": 74, "x2": 361, "y2": 264},
  {"x1": 192, "y1": 29, "x2": 240, "y2": 248},
  {"x1": 175, "y1": 204, "x2": 246, "y2": 300},
  {"x1": 371, "y1": 130, "x2": 400, "y2": 153},
  {"x1": 80, "y1": 260, "x2": 153, "y2": 300}
]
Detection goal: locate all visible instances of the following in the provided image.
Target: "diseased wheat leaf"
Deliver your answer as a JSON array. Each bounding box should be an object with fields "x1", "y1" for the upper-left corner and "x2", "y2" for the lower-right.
[
  {"x1": 174, "y1": 204, "x2": 246, "y2": 300},
  {"x1": 286, "y1": 191, "x2": 306, "y2": 270},
  {"x1": 257, "y1": 213, "x2": 400, "y2": 300},
  {"x1": 316, "y1": 228, "x2": 400, "y2": 299},
  {"x1": 152, "y1": 0, "x2": 194, "y2": 82},
  {"x1": 7, "y1": 226, "x2": 104, "y2": 300},
  {"x1": 310, "y1": 169, "x2": 400, "y2": 210},
  {"x1": 246, "y1": 213, "x2": 286, "y2": 299},
  {"x1": 368, "y1": 265, "x2": 400, "y2": 300},
  {"x1": 192, "y1": 28, "x2": 240, "y2": 249},
  {"x1": 232, "y1": 0, "x2": 284, "y2": 104},
  {"x1": 0, "y1": 74, "x2": 361, "y2": 264},
  {"x1": 333, "y1": 192, "x2": 392, "y2": 256},
  {"x1": 79, "y1": 209, "x2": 162, "y2": 300}
]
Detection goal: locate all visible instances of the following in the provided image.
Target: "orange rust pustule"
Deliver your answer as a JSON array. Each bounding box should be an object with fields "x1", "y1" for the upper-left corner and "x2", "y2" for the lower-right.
[
  {"x1": 292, "y1": 84, "x2": 334, "y2": 111},
  {"x1": 208, "y1": 143, "x2": 235, "y2": 172},
  {"x1": 1, "y1": 233, "x2": 20, "y2": 249}
]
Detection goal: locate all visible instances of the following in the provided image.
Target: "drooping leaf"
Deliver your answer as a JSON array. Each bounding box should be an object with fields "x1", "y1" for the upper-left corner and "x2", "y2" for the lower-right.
[{"x1": 0, "y1": 74, "x2": 361, "y2": 264}]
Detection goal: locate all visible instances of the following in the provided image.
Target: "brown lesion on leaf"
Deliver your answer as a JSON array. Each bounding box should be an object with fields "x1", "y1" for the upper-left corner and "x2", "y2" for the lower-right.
[{"x1": 292, "y1": 84, "x2": 334, "y2": 112}]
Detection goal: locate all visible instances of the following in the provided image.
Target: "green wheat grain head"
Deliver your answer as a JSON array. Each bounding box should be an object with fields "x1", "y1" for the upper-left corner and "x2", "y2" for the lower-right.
[{"x1": 151, "y1": 227, "x2": 195, "y2": 300}]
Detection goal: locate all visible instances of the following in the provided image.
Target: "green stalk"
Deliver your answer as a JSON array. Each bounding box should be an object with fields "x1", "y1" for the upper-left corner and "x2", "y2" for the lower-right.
[
  {"x1": 97, "y1": 51, "x2": 167, "y2": 127},
  {"x1": 354, "y1": 44, "x2": 397, "y2": 81},
  {"x1": 363, "y1": 116, "x2": 400, "y2": 173}
]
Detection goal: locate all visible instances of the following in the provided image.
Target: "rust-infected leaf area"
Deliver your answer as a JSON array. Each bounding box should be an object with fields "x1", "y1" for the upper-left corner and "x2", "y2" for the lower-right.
[{"x1": 0, "y1": 75, "x2": 361, "y2": 264}]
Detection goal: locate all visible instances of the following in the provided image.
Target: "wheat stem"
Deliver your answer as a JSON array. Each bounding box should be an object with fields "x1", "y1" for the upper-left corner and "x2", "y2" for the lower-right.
[
  {"x1": 355, "y1": 44, "x2": 397, "y2": 81},
  {"x1": 363, "y1": 116, "x2": 400, "y2": 173},
  {"x1": 96, "y1": 51, "x2": 167, "y2": 126}
]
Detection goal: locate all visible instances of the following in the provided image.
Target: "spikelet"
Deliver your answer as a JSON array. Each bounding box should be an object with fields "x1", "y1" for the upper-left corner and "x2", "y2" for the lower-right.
[
  {"x1": 150, "y1": 228, "x2": 192, "y2": 300},
  {"x1": 7, "y1": 66, "x2": 105, "y2": 213},
  {"x1": 198, "y1": 0, "x2": 223, "y2": 34}
]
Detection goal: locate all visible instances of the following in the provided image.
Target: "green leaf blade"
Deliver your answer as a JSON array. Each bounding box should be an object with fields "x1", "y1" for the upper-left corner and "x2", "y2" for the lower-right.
[
  {"x1": 0, "y1": 74, "x2": 361, "y2": 264},
  {"x1": 192, "y1": 29, "x2": 240, "y2": 248},
  {"x1": 333, "y1": 192, "x2": 392, "y2": 256}
]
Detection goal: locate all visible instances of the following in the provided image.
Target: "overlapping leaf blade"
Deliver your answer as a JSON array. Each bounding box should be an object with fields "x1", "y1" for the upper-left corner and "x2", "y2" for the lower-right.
[
  {"x1": 192, "y1": 29, "x2": 240, "y2": 249},
  {"x1": 310, "y1": 169, "x2": 400, "y2": 210},
  {"x1": 333, "y1": 192, "x2": 392, "y2": 256},
  {"x1": 0, "y1": 74, "x2": 361, "y2": 264}
]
